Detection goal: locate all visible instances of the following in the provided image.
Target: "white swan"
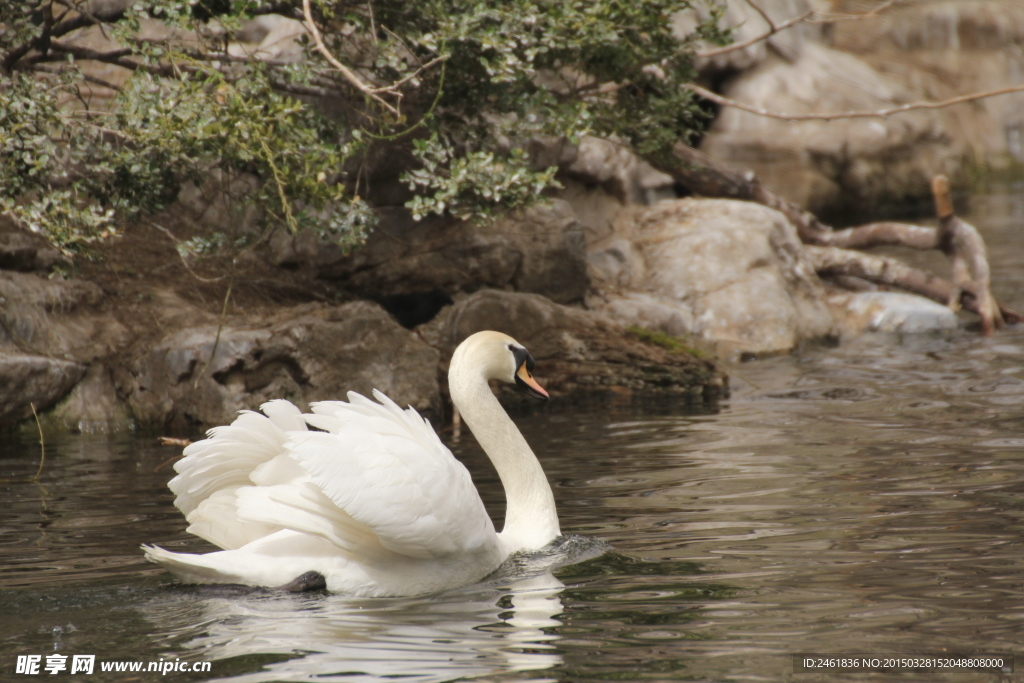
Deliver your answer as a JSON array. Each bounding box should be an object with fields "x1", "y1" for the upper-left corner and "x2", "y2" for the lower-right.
[{"x1": 143, "y1": 330, "x2": 560, "y2": 596}]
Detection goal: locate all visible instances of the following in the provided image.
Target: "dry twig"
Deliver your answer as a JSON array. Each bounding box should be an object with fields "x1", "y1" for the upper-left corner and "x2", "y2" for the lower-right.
[
  {"x1": 301, "y1": 0, "x2": 400, "y2": 117},
  {"x1": 30, "y1": 403, "x2": 45, "y2": 480},
  {"x1": 150, "y1": 222, "x2": 226, "y2": 283},
  {"x1": 158, "y1": 436, "x2": 192, "y2": 447},
  {"x1": 682, "y1": 81, "x2": 1024, "y2": 122},
  {"x1": 697, "y1": 0, "x2": 897, "y2": 60},
  {"x1": 698, "y1": 9, "x2": 813, "y2": 59}
]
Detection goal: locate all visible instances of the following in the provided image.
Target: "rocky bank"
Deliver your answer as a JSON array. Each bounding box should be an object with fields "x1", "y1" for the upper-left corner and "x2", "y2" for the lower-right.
[{"x1": 4, "y1": 0, "x2": 1012, "y2": 433}]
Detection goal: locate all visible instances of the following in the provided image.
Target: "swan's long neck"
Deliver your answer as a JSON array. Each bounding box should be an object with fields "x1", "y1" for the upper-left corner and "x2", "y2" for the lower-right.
[{"x1": 449, "y1": 361, "x2": 560, "y2": 552}]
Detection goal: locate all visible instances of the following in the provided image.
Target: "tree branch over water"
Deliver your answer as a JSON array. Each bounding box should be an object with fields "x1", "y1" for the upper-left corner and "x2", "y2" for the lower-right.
[
  {"x1": 697, "y1": 0, "x2": 896, "y2": 60},
  {"x1": 682, "y1": 81, "x2": 1024, "y2": 122}
]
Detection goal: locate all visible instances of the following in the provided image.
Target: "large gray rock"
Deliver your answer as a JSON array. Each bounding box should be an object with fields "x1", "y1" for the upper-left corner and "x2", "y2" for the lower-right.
[
  {"x1": 115, "y1": 301, "x2": 440, "y2": 431},
  {"x1": 0, "y1": 271, "x2": 118, "y2": 425},
  {"x1": 700, "y1": 42, "x2": 963, "y2": 214},
  {"x1": 0, "y1": 354, "x2": 86, "y2": 424},
  {"x1": 0, "y1": 271, "x2": 117, "y2": 360},
  {"x1": 420, "y1": 289, "x2": 725, "y2": 404},
  {"x1": 307, "y1": 200, "x2": 589, "y2": 305},
  {"x1": 47, "y1": 365, "x2": 135, "y2": 433},
  {"x1": 530, "y1": 136, "x2": 675, "y2": 206},
  {"x1": 829, "y1": 0, "x2": 1024, "y2": 169},
  {"x1": 587, "y1": 198, "x2": 836, "y2": 356}
]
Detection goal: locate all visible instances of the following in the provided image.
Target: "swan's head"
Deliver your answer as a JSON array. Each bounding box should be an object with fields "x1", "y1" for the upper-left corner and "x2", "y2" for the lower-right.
[{"x1": 451, "y1": 331, "x2": 549, "y2": 400}]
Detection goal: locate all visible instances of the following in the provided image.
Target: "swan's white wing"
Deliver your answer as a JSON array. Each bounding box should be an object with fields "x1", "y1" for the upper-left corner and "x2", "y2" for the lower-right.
[
  {"x1": 165, "y1": 393, "x2": 495, "y2": 562},
  {"x1": 168, "y1": 399, "x2": 307, "y2": 549},
  {"x1": 182, "y1": 489, "x2": 281, "y2": 549},
  {"x1": 170, "y1": 399, "x2": 306, "y2": 515},
  {"x1": 291, "y1": 391, "x2": 496, "y2": 559}
]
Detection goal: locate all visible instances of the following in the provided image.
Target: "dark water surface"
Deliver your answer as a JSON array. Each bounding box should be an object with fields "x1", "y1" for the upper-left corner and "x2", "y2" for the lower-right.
[{"x1": 2, "y1": 186, "x2": 1023, "y2": 682}]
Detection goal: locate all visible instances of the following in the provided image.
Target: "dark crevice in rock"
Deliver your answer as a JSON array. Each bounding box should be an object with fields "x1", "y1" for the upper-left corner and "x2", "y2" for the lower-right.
[{"x1": 373, "y1": 288, "x2": 454, "y2": 329}]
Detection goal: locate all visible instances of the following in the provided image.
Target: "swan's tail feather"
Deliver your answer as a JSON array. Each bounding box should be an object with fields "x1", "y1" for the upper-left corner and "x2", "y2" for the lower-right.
[
  {"x1": 143, "y1": 531, "x2": 356, "y2": 590},
  {"x1": 142, "y1": 544, "x2": 244, "y2": 585}
]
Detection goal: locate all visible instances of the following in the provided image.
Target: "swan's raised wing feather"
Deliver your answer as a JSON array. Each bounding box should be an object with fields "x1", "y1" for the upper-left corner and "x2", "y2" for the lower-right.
[
  {"x1": 291, "y1": 391, "x2": 496, "y2": 559},
  {"x1": 170, "y1": 399, "x2": 306, "y2": 516},
  {"x1": 184, "y1": 488, "x2": 281, "y2": 549}
]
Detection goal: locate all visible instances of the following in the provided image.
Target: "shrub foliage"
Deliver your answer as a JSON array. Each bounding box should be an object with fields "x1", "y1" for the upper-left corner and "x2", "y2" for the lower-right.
[{"x1": 0, "y1": 0, "x2": 724, "y2": 255}]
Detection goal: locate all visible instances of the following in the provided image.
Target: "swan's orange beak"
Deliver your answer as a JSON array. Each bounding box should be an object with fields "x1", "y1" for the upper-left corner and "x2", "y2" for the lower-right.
[{"x1": 515, "y1": 364, "x2": 549, "y2": 400}]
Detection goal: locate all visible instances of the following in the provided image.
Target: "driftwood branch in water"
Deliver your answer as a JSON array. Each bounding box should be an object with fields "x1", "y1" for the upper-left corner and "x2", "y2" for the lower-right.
[
  {"x1": 807, "y1": 245, "x2": 954, "y2": 305},
  {"x1": 931, "y1": 175, "x2": 1004, "y2": 334},
  {"x1": 823, "y1": 222, "x2": 938, "y2": 250},
  {"x1": 657, "y1": 144, "x2": 1020, "y2": 331},
  {"x1": 806, "y1": 246, "x2": 1022, "y2": 326}
]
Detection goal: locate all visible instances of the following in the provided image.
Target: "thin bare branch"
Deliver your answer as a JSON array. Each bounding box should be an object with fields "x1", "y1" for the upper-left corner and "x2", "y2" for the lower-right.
[
  {"x1": 301, "y1": 0, "x2": 400, "y2": 116},
  {"x1": 40, "y1": 41, "x2": 142, "y2": 68},
  {"x1": 31, "y1": 403, "x2": 46, "y2": 480},
  {"x1": 150, "y1": 222, "x2": 226, "y2": 283},
  {"x1": 697, "y1": 0, "x2": 896, "y2": 60},
  {"x1": 683, "y1": 81, "x2": 1024, "y2": 121},
  {"x1": 368, "y1": 0, "x2": 378, "y2": 46},
  {"x1": 743, "y1": 0, "x2": 776, "y2": 30},
  {"x1": 383, "y1": 55, "x2": 448, "y2": 91},
  {"x1": 77, "y1": 70, "x2": 123, "y2": 93},
  {"x1": 699, "y1": 10, "x2": 813, "y2": 58}
]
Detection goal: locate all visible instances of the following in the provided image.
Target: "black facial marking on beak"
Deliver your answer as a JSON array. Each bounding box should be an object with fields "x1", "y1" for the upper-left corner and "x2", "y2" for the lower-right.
[
  {"x1": 510, "y1": 344, "x2": 548, "y2": 400},
  {"x1": 510, "y1": 344, "x2": 531, "y2": 372}
]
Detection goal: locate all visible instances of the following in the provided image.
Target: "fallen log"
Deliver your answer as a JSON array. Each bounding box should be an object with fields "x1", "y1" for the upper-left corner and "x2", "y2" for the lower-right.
[
  {"x1": 656, "y1": 143, "x2": 1020, "y2": 331},
  {"x1": 822, "y1": 222, "x2": 938, "y2": 250},
  {"x1": 804, "y1": 245, "x2": 1020, "y2": 326}
]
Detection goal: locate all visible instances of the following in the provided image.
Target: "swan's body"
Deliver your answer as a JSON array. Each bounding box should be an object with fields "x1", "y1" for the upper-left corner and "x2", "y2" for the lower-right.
[{"x1": 143, "y1": 331, "x2": 560, "y2": 596}]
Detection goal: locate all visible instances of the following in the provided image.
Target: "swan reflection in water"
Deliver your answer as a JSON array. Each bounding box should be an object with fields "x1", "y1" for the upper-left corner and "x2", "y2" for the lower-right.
[{"x1": 143, "y1": 571, "x2": 568, "y2": 683}]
